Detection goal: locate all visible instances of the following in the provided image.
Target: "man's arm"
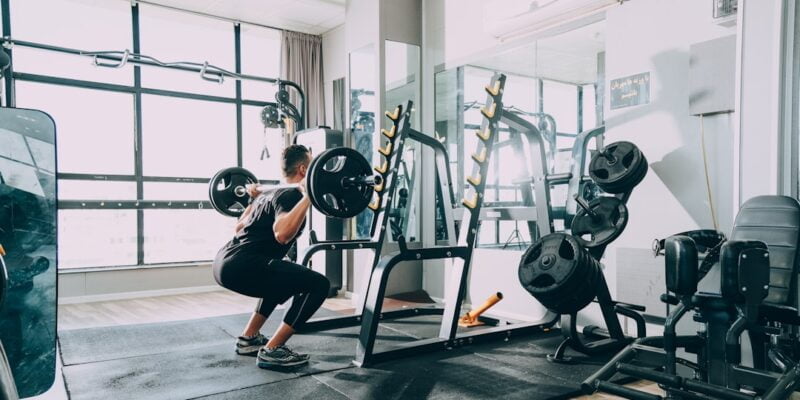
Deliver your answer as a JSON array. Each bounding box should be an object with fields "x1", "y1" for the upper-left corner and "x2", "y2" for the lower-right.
[
  {"x1": 273, "y1": 190, "x2": 311, "y2": 244},
  {"x1": 234, "y1": 203, "x2": 256, "y2": 234}
]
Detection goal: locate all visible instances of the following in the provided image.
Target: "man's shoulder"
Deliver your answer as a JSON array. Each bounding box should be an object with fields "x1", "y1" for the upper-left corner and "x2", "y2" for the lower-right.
[{"x1": 272, "y1": 187, "x2": 303, "y2": 203}]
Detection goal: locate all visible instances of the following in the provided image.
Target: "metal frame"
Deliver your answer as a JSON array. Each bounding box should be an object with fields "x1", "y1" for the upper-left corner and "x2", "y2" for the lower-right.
[
  {"x1": 354, "y1": 75, "x2": 561, "y2": 367},
  {"x1": 0, "y1": 1, "x2": 300, "y2": 267},
  {"x1": 292, "y1": 101, "x2": 457, "y2": 332}
]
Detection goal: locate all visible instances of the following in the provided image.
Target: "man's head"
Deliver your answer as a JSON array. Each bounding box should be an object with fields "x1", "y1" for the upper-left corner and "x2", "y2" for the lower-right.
[{"x1": 281, "y1": 144, "x2": 312, "y2": 181}]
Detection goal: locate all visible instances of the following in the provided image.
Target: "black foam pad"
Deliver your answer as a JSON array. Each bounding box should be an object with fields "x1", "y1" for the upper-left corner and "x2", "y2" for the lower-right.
[{"x1": 664, "y1": 235, "x2": 698, "y2": 295}]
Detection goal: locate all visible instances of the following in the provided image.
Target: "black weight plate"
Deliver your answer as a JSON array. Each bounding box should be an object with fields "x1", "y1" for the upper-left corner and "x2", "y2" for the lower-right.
[
  {"x1": 209, "y1": 167, "x2": 257, "y2": 217},
  {"x1": 589, "y1": 141, "x2": 645, "y2": 194},
  {"x1": 518, "y1": 234, "x2": 583, "y2": 298},
  {"x1": 571, "y1": 197, "x2": 629, "y2": 248},
  {"x1": 260, "y1": 105, "x2": 281, "y2": 129},
  {"x1": 308, "y1": 147, "x2": 373, "y2": 219},
  {"x1": 275, "y1": 89, "x2": 290, "y2": 103},
  {"x1": 305, "y1": 152, "x2": 324, "y2": 213}
]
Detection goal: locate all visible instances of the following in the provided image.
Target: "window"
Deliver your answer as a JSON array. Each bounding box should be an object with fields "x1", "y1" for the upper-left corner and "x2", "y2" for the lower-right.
[
  {"x1": 141, "y1": 95, "x2": 237, "y2": 178},
  {"x1": 58, "y1": 210, "x2": 137, "y2": 268},
  {"x1": 240, "y1": 25, "x2": 281, "y2": 101},
  {"x1": 7, "y1": 0, "x2": 283, "y2": 268},
  {"x1": 143, "y1": 210, "x2": 234, "y2": 264},
  {"x1": 139, "y1": 4, "x2": 236, "y2": 97},
  {"x1": 10, "y1": 0, "x2": 132, "y2": 84},
  {"x1": 15, "y1": 82, "x2": 135, "y2": 175}
]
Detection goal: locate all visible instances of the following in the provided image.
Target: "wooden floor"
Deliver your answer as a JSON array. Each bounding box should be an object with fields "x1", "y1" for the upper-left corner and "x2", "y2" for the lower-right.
[{"x1": 59, "y1": 290, "x2": 392, "y2": 331}]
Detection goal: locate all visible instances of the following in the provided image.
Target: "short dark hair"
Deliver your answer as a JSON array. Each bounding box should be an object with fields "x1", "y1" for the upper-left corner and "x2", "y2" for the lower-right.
[{"x1": 281, "y1": 144, "x2": 311, "y2": 177}]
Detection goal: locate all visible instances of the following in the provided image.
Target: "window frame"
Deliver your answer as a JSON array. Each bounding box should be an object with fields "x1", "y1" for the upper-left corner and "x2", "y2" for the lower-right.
[{"x1": 2, "y1": 0, "x2": 283, "y2": 269}]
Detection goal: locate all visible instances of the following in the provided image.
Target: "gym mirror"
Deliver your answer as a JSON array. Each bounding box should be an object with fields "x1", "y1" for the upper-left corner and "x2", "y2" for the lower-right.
[
  {"x1": 384, "y1": 40, "x2": 420, "y2": 242},
  {"x1": 0, "y1": 107, "x2": 58, "y2": 397},
  {"x1": 349, "y1": 44, "x2": 376, "y2": 239}
]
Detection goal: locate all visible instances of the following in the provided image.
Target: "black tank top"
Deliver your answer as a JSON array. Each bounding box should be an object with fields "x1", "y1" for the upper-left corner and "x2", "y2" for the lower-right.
[{"x1": 234, "y1": 187, "x2": 305, "y2": 259}]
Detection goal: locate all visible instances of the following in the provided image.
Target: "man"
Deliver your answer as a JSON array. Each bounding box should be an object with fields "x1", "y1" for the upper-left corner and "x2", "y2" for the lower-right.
[{"x1": 212, "y1": 144, "x2": 330, "y2": 369}]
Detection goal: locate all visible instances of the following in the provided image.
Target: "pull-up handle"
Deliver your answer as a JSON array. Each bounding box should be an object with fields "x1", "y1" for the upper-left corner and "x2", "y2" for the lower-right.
[
  {"x1": 93, "y1": 49, "x2": 129, "y2": 68},
  {"x1": 200, "y1": 62, "x2": 224, "y2": 84}
]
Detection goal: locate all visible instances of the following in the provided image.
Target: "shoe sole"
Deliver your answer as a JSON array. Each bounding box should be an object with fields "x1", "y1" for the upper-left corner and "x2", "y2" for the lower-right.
[
  {"x1": 236, "y1": 345, "x2": 261, "y2": 356},
  {"x1": 256, "y1": 358, "x2": 309, "y2": 369}
]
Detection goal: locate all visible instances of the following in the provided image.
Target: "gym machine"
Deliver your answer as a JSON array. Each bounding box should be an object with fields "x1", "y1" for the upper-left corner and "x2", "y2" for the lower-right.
[{"x1": 583, "y1": 195, "x2": 800, "y2": 400}]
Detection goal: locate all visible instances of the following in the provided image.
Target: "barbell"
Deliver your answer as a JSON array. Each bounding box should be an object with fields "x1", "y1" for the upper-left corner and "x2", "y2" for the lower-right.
[{"x1": 209, "y1": 147, "x2": 383, "y2": 219}]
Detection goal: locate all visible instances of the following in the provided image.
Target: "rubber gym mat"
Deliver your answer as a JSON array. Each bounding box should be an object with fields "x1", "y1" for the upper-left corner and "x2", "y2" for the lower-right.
[
  {"x1": 311, "y1": 346, "x2": 578, "y2": 400},
  {"x1": 193, "y1": 375, "x2": 350, "y2": 400},
  {"x1": 58, "y1": 308, "x2": 341, "y2": 366},
  {"x1": 60, "y1": 310, "x2": 419, "y2": 400}
]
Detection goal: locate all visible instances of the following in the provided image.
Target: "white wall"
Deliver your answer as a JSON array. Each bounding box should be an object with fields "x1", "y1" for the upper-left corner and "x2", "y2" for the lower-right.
[
  {"x1": 593, "y1": 0, "x2": 737, "y2": 328},
  {"x1": 322, "y1": 25, "x2": 346, "y2": 128}
]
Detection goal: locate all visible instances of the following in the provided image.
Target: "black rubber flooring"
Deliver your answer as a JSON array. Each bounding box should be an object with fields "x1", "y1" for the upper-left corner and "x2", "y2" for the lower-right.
[{"x1": 59, "y1": 309, "x2": 616, "y2": 400}]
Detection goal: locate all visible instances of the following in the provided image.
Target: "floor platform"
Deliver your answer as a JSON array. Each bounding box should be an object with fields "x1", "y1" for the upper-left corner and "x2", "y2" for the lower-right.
[{"x1": 58, "y1": 308, "x2": 630, "y2": 400}]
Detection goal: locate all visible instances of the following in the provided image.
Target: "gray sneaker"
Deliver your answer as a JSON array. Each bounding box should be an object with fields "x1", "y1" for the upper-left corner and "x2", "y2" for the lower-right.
[
  {"x1": 235, "y1": 334, "x2": 268, "y2": 356},
  {"x1": 256, "y1": 345, "x2": 310, "y2": 369}
]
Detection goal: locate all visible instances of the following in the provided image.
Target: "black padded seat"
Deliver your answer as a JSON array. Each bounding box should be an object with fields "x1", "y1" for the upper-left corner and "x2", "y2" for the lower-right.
[{"x1": 730, "y1": 196, "x2": 800, "y2": 309}]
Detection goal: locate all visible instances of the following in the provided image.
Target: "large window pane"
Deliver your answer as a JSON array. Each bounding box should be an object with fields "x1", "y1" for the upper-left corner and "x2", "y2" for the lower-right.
[
  {"x1": 15, "y1": 82, "x2": 135, "y2": 175},
  {"x1": 141, "y1": 95, "x2": 236, "y2": 178},
  {"x1": 543, "y1": 80, "x2": 578, "y2": 134},
  {"x1": 241, "y1": 25, "x2": 281, "y2": 102},
  {"x1": 143, "y1": 182, "x2": 208, "y2": 201},
  {"x1": 143, "y1": 210, "x2": 234, "y2": 264},
  {"x1": 139, "y1": 4, "x2": 235, "y2": 97},
  {"x1": 59, "y1": 210, "x2": 137, "y2": 268},
  {"x1": 58, "y1": 180, "x2": 136, "y2": 200},
  {"x1": 11, "y1": 0, "x2": 133, "y2": 84},
  {"x1": 242, "y1": 105, "x2": 284, "y2": 181}
]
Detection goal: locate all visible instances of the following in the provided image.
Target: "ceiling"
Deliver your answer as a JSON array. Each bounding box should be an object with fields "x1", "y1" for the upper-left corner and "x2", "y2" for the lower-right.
[
  {"x1": 472, "y1": 20, "x2": 605, "y2": 85},
  {"x1": 137, "y1": 0, "x2": 345, "y2": 35}
]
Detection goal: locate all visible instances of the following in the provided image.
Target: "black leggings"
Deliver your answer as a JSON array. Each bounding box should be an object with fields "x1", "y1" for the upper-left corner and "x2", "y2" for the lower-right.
[{"x1": 212, "y1": 243, "x2": 330, "y2": 329}]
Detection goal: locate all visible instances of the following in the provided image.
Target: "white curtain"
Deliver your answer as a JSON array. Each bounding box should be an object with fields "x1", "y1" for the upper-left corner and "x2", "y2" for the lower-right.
[{"x1": 281, "y1": 30, "x2": 325, "y2": 129}]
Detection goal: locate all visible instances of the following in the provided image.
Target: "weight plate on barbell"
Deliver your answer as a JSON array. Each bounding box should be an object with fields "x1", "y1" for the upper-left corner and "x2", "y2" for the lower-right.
[
  {"x1": 571, "y1": 196, "x2": 629, "y2": 248},
  {"x1": 209, "y1": 167, "x2": 257, "y2": 217},
  {"x1": 588, "y1": 141, "x2": 648, "y2": 194},
  {"x1": 305, "y1": 152, "x2": 325, "y2": 213},
  {"x1": 307, "y1": 147, "x2": 374, "y2": 219}
]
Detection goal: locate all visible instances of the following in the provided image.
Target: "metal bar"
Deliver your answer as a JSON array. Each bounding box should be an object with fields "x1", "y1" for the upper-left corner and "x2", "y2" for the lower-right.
[
  {"x1": 2, "y1": 0, "x2": 14, "y2": 108},
  {"x1": 1, "y1": 38, "x2": 279, "y2": 85},
  {"x1": 595, "y1": 381, "x2": 662, "y2": 400},
  {"x1": 577, "y1": 85, "x2": 584, "y2": 134},
  {"x1": 356, "y1": 319, "x2": 555, "y2": 367},
  {"x1": 58, "y1": 200, "x2": 212, "y2": 210},
  {"x1": 234, "y1": 24, "x2": 243, "y2": 167},
  {"x1": 12, "y1": 72, "x2": 274, "y2": 107},
  {"x1": 133, "y1": 3, "x2": 145, "y2": 265},
  {"x1": 566, "y1": 125, "x2": 605, "y2": 217},
  {"x1": 408, "y1": 128, "x2": 457, "y2": 241},
  {"x1": 13, "y1": 72, "x2": 136, "y2": 93},
  {"x1": 295, "y1": 307, "x2": 443, "y2": 333},
  {"x1": 502, "y1": 111, "x2": 555, "y2": 236}
]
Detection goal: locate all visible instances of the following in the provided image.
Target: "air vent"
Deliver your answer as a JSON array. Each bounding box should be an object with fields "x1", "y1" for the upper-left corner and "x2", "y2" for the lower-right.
[{"x1": 713, "y1": 0, "x2": 737, "y2": 19}]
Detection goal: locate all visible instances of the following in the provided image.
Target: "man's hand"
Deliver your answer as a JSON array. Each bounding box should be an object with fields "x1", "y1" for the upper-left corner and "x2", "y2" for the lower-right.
[{"x1": 246, "y1": 184, "x2": 261, "y2": 198}]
